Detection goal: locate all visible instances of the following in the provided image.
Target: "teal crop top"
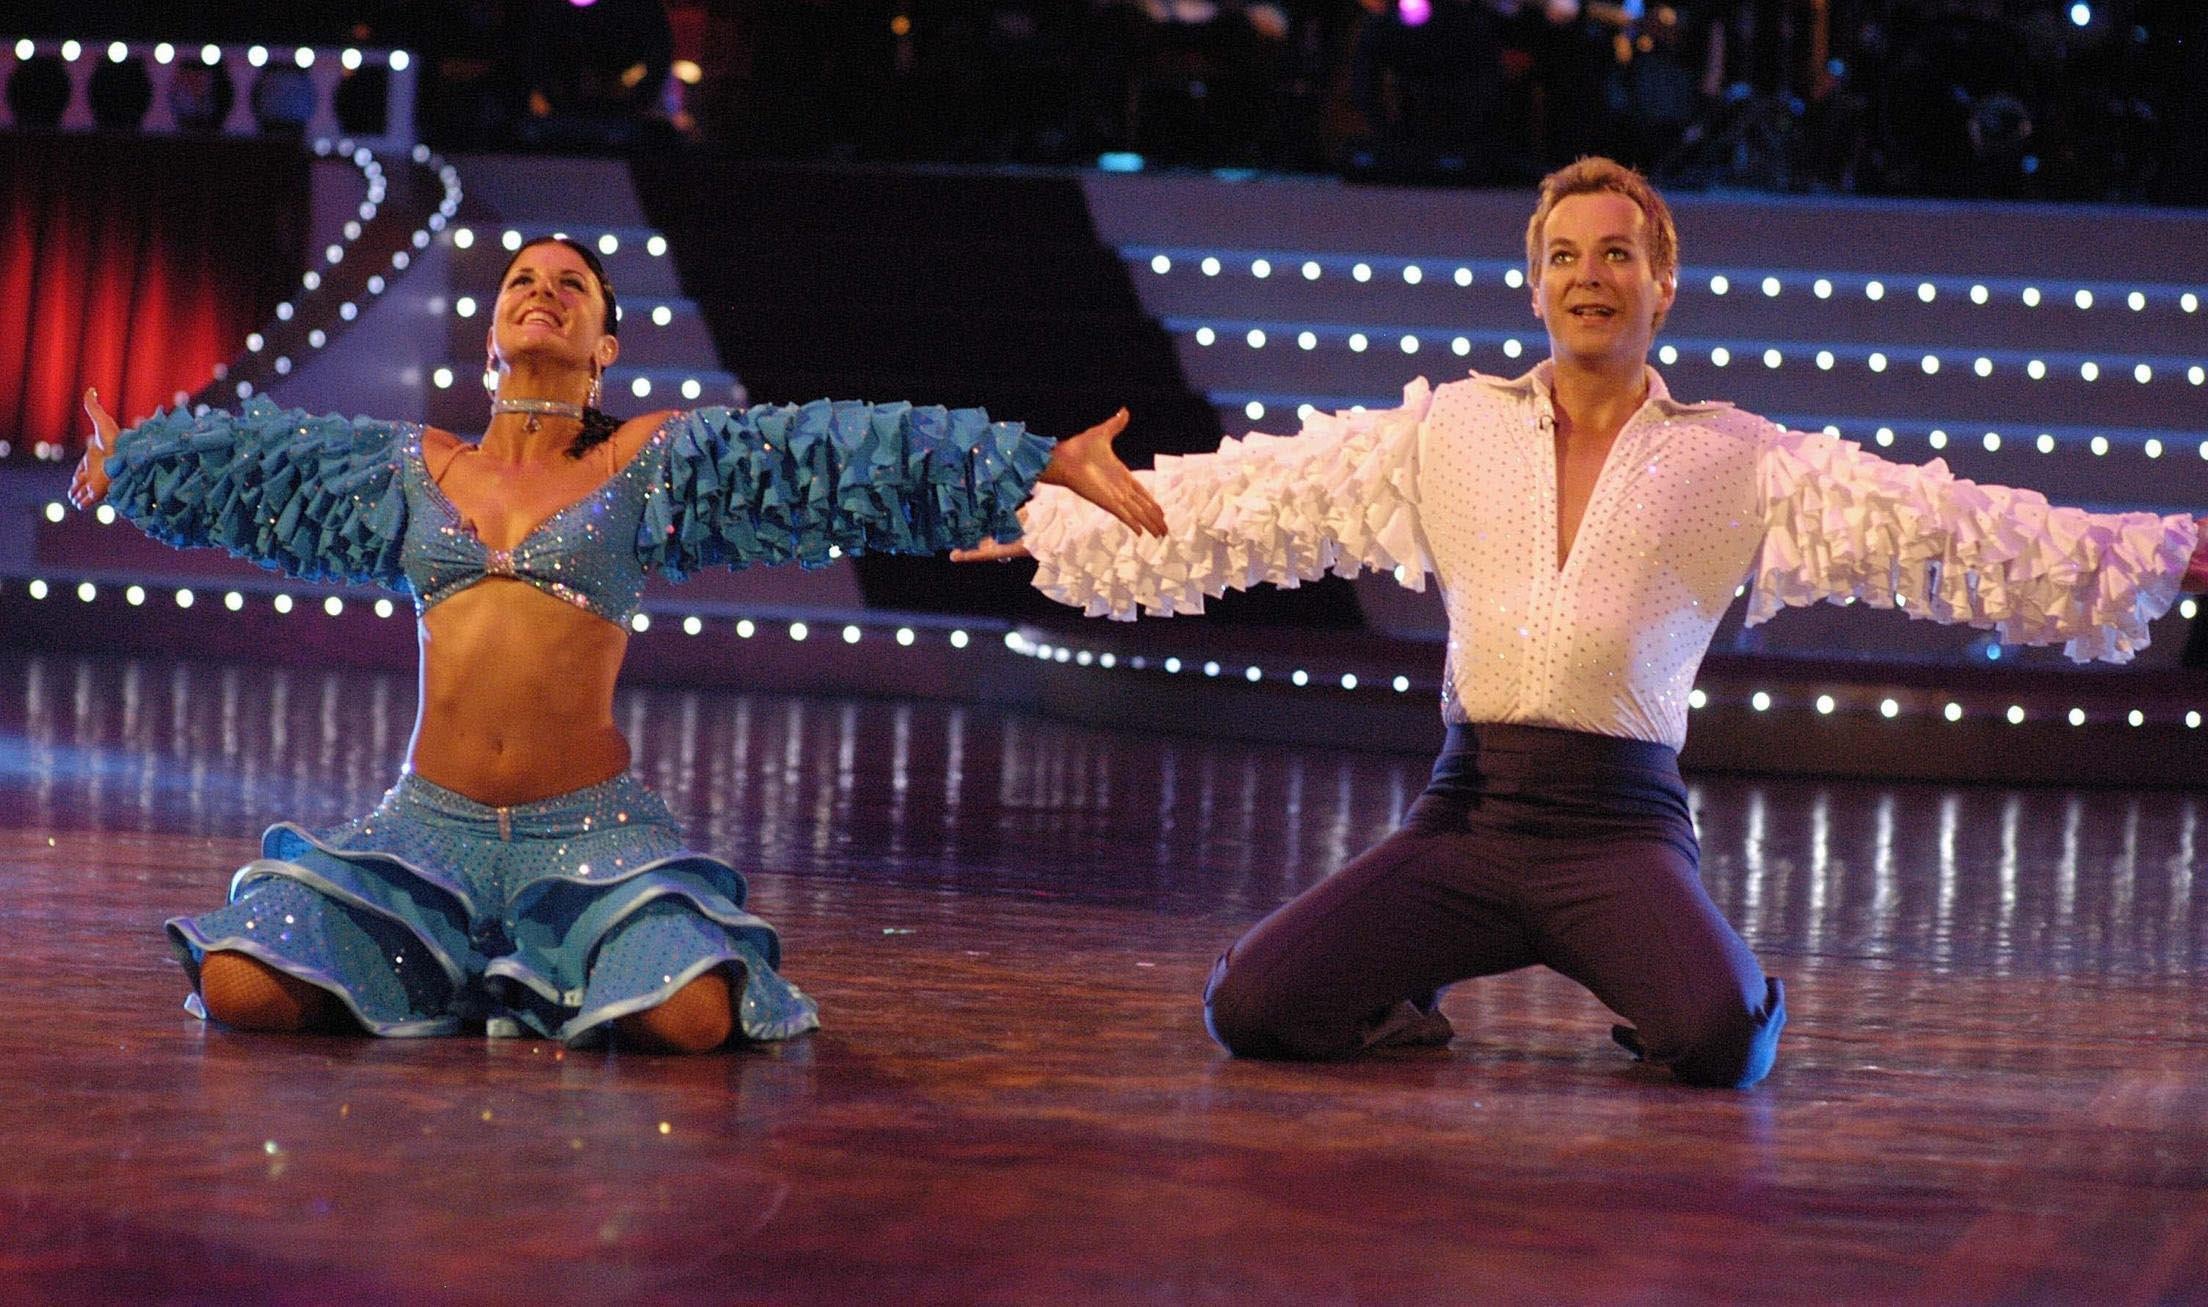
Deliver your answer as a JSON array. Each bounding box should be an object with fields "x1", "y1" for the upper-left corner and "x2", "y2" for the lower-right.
[
  {"x1": 399, "y1": 421, "x2": 663, "y2": 625},
  {"x1": 102, "y1": 397, "x2": 1057, "y2": 622}
]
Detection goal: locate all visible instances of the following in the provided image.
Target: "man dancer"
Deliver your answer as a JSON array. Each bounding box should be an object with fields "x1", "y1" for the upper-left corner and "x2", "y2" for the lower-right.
[{"x1": 972, "y1": 158, "x2": 2208, "y2": 1087}]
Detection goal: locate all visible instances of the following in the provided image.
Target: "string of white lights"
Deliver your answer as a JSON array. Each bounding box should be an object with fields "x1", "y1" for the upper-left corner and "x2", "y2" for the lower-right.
[
  {"x1": 218, "y1": 135, "x2": 461, "y2": 409},
  {"x1": 1199, "y1": 387, "x2": 2208, "y2": 469},
  {"x1": 1129, "y1": 247, "x2": 2208, "y2": 315},
  {"x1": 7, "y1": 37, "x2": 412, "y2": 75},
  {"x1": 7, "y1": 566, "x2": 2201, "y2": 727},
  {"x1": 999, "y1": 627, "x2": 2206, "y2": 726},
  {"x1": 52, "y1": 485, "x2": 2208, "y2": 626},
  {"x1": 4, "y1": 571, "x2": 980, "y2": 648},
  {"x1": 1166, "y1": 318, "x2": 2207, "y2": 390},
  {"x1": 1, "y1": 36, "x2": 415, "y2": 147}
]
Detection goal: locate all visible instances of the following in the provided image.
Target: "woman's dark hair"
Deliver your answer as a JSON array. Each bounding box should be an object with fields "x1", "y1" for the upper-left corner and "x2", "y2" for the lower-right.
[{"x1": 499, "y1": 235, "x2": 623, "y2": 460}]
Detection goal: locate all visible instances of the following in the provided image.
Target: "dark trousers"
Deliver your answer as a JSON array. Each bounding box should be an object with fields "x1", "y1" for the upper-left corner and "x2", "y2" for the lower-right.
[{"x1": 1203, "y1": 723, "x2": 1785, "y2": 1088}]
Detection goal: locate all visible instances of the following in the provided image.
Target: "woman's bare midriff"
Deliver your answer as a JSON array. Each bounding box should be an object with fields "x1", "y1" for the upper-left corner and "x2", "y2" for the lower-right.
[{"x1": 407, "y1": 581, "x2": 632, "y2": 806}]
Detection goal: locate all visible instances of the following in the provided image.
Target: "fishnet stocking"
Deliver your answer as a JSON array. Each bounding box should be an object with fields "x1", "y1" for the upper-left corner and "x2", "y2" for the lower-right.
[
  {"x1": 200, "y1": 950, "x2": 742, "y2": 1050},
  {"x1": 615, "y1": 968, "x2": 736, "y2": 1054},
  {"x1": 198, "y1": 950, "x2": 339, "y2": 1032}
]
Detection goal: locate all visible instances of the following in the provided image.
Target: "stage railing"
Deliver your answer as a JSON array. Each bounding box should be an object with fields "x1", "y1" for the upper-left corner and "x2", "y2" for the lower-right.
[{"x1": 0, "y1": 38, "x2": 415, "y2": 152}]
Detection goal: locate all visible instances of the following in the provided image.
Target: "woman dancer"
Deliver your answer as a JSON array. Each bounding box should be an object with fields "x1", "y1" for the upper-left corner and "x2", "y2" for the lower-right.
[{"x1": 71, "y1": 235, "x2": 1164, "y2": 1053}]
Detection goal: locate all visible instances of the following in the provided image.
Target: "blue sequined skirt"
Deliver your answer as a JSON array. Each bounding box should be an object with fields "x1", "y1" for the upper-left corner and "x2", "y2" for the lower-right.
[{"x1": 165, "y1": 772, "x2": 820, "y2": 1046}]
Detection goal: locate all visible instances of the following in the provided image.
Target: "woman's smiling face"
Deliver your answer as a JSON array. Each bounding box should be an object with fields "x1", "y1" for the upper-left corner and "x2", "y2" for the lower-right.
[{"x1": 489, "y1": 239, "x2": 617, "y2": 376}]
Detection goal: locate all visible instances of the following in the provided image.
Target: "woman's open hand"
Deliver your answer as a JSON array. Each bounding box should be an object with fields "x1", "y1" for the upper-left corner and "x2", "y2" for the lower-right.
[
  {"x1": 949, "y1": 535, "x2": 1031, "y2": 564},
  {"x1": 68, "y1": 388, "x2": 118, "y2": 510},
  {"x1": 1037, "y1": 408, "x2": 1166, "y2": 537}
]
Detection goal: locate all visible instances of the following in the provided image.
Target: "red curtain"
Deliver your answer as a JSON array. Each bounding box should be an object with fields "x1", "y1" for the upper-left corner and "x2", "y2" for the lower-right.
[{"x1": 0, "y1": 132, "x2": 308, "y2": 450}]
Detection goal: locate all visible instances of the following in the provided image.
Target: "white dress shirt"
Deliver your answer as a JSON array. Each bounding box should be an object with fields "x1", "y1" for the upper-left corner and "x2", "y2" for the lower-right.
[{"x1": 1020, "y1": 363, "x2": 2198, "y2": 750}]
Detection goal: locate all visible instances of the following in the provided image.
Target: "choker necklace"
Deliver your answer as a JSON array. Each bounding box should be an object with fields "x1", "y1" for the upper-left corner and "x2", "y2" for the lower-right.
[{"x1": 491, "y1": 397, "x2": 586, "y2": 433}]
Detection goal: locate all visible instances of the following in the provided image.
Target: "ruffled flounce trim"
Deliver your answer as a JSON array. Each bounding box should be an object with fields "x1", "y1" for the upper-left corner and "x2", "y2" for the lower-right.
[
  {"x1": 1748, "y1": 430, "x2": 2197, "y2": 663},
  {"x1": 168, "y1": 824, "x2": 817, "y2": 1045},
  {"x1": 1023, "y1": 381, "x2": 1433, "y2": 619},
  {"x1": 166, "y1": 859, "x2": 468, "y2": 1037},
  {"x1": 489, "y1": 852, "x2": 818, "y2": 1045},
  {"x1": 492, "y1": 895, "x2": 820, "y2": 1047},
  {"x1": 106, "y1": 397, "x2": 409, "y2": 587},
  {"x1": 638, "y1": 400, "x2": 1053, "y2": 579}
]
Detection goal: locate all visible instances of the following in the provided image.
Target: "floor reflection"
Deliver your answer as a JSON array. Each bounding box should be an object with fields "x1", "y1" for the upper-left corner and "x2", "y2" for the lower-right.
[{"x1": 3, "y1": 652, "x2": 2201, "y2": 976}]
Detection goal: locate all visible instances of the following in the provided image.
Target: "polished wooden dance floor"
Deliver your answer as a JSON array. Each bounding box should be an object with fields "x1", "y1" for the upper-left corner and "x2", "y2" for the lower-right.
[{"x1": 3, "y1": 652, "x2": 2204, "y2": 1303}]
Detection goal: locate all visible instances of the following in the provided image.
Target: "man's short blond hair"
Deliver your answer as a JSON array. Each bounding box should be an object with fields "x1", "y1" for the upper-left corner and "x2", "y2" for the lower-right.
[{"x1": 1524, "y1": 157, "x2": 1679, "y2": 290}]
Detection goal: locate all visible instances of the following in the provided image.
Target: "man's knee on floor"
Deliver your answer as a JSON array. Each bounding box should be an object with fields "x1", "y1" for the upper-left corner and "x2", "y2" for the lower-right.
[
  {"x1": 1665, "y1": 978, "x2": 1786, "y2": 1089},
  {"x1": 1202, "y1": 954, "x2": 1361, "y2": 1061},
  {"x1": 1200, "y1": 952, "x2": 1275, "y2": 1055}
]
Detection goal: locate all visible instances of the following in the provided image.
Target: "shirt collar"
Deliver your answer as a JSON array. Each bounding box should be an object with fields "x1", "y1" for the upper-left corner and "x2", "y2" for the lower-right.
[{"x1": 1474, "y1": 358, "x2": 1731, "y2": 416}]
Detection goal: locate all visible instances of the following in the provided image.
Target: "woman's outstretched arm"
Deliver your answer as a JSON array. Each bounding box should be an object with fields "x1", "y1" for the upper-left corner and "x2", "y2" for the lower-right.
[
  {"x1": 1033, "y1": 409, "x2": 1165, "y2": 538},
  {"x1": 69, "y1": 389, "x2": 411, "y2": 588},
  {"x1": 66, "y1": 388, "x2": 117, "y2": 509},
  {"x1": 636, "y1": 398, "x2": 1160, "y2": 580}
]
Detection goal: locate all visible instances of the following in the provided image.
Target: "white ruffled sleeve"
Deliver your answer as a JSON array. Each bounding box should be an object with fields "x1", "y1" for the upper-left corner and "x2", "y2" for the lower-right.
[
  {"x1": 1022, "y1": 380, "x2": 1434, "y2": 619},
  {"x1": 1747, "y1": 426, "x2": 2199, "y2": 663}
]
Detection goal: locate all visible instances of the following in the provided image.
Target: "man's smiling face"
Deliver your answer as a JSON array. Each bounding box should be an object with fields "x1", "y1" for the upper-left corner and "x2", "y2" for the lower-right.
[{"x1": 1531, "y1": 190, "x2": 1676, "y2": 371}]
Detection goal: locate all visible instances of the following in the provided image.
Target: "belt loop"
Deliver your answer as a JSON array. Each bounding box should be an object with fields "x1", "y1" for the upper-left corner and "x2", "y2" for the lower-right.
[{"x1": 497, "y1": 806, "x2": 512, "y2": 842}]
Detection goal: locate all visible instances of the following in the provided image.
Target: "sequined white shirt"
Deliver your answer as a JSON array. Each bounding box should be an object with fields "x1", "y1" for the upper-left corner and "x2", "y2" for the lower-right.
[{"x1": 1020, "y1": 362, "x2": 2199, "y2": 750}]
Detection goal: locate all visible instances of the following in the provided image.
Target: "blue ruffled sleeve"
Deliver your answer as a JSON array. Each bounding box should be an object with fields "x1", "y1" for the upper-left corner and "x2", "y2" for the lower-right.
[
  {"x1": 637, "y1": 400, "x2": 1055, "y2": 579},
  {"x1": 103, "y1": 396, "x2": 409, "y2": 588}
]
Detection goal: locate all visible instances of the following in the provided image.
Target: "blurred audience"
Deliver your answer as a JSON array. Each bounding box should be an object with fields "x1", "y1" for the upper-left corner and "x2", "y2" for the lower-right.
[{"x1": 5, "y1": 0, "x2": 2201, "y2": 201}]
